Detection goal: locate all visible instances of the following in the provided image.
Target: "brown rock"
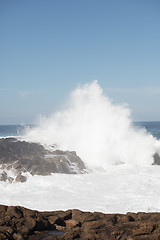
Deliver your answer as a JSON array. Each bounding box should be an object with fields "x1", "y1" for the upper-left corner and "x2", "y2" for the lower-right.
[
  {"x1": 6, "y1": 206, "x2": 23, "y2": 219},
  {"x1": 63, "y1": 228, "x2": 81, "y2": 240},
  {"x1": 55, "y1": 217, "x2": 66, "y2": 227},
  {"x1": 2, "y1": 205, "x2": 160, "y2": 239},
  {"x1": 0, "y1": 205, "x2": 7, "y2": 219},
  {"x1": 25, "y1": 217, "x2": 36, "y2": 230},
  {"x1": 48, "y1": 215, "x2": 59, "y2": 225},
  {"x1": 57, "y1": 209, "x2": 72, "y2": 221},
  {"x1": 13, "y1": 233, "x2": 23, "y2": 240},
  {"x1": 0, "y1": 226, "x2": 14, "y2": 239},
  {"x1": 132, "y1": 222, "x2": 155, "y2": 236},
  {"x1": 15, "y1": 173, "x2": 27, "y2": 182},
  {"x1": 65, "y1": 219, "x2": 80, "y2": 228},
  {"x1": 22, "y1": 207, "x2": 38, "y2": 218},
  {"x1": 0, "y1": 171, "x2": 7, "y2": 182},
  {"x1": 35, "y1": 216, "x2": 49, "y2": 231},
  {"x1": 19, "y1": 225, "x2": 31, "y2": 235}
]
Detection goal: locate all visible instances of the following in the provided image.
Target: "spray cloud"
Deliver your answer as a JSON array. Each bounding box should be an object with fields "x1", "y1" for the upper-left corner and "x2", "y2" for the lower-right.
[{"x1": 23, "y1": 81, "x2": 160, "y2": 170}]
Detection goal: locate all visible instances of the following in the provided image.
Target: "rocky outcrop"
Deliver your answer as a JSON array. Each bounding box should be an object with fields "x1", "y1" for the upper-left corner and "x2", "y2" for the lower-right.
[
  {"x1": 0, "y1": 137, "x2": 160, "y2": 183},
  {"x1": 0, "y1": 138, "x2": 86, "y2": 183},
  {"x1": 153, "y1": 153, "x2": 160, "y2": 165},
  {"x1": 0, "y1": 205, "x2": 160, "y2": 239}
]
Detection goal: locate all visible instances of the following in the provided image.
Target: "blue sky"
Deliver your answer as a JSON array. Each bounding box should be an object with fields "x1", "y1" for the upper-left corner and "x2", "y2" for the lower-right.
[{"x1": 0, "y1": 0, "x2": 160, "y2": 124}]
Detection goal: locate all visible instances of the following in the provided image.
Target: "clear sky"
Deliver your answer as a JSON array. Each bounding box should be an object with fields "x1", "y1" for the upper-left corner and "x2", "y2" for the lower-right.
[{"x1": 0, "y1": 0, "x2": 160, "y2": 124}]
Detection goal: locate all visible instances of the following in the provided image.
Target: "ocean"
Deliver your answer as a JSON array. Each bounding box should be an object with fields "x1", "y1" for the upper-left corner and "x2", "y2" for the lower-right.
[
  {"x1": 0, "y1": 124, "x2": 33, "y2": 138},
  {"x1": 1, "y1": 82, "x2": 160, "y2": 214},
  {"x1": 0, "y1": 121, "x2": 160, "y2": 213},
  {"x1": 135, "y1": 121, "x2": 160, "y2": 140},
  {"x1": 0, "y1": 122, "x2": 160, "y2": 139}
]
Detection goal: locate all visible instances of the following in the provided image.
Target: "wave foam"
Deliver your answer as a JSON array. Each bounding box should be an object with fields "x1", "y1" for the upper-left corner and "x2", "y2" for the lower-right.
[{"x1": 22, "y1": 81, "x2": 160, "y2": 170}]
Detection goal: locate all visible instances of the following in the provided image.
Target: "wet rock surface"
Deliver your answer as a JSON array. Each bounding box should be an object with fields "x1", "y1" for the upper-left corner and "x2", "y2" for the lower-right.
[
  {"x1": 0, "y1": 138, "x2": 86, "y2": 182},
  {"x1": 153, "y1": 153, "x2": 160, "y2": 165},
  {"x1": 1, "y1": 205, "x2": 160, "y2": 239}
]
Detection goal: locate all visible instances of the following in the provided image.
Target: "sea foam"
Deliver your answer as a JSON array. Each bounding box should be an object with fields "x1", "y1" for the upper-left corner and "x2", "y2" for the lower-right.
[{"x1": 23, "y1": 81, "x2": 160, "y2": 170}]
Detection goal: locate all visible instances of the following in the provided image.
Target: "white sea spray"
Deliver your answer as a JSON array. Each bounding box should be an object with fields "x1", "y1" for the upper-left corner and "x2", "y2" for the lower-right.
[{"x1": 22, "y1": 81, "x2": 160, "y2": 170}]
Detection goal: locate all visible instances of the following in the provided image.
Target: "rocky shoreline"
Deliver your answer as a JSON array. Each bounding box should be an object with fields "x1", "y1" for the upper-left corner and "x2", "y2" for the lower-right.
[
  {"x1": 0, "y1": 138, "x2": 87, "y2": 183},
  {"x1": 0, "y1": 137, "x2": 160, "y2": 183},
  {"x1": 1, "y1": 204, "x2": 160, "y2": 239}
]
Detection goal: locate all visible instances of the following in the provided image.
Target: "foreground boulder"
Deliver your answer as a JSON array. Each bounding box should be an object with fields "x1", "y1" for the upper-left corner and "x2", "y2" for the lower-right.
[
  {"x1": 1, "y1": 205, "x2": 160, "y2": 239},
  {"x1": 0, "y1": 138, "x2": 86, "y2": 182}
]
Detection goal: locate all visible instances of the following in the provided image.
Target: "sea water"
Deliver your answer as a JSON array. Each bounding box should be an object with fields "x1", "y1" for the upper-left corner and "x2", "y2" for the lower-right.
[
  {"x1": 0, "y1": 81, "x2": 160, "y2": 213},
  {"x1": 0, "y1": 122, "x2": 160, "y2": 139},
  {"x1": 0, "y1": 125, "x2": 34, "y2": 138},
  {"x1": 136, "y1": 121, "x2": 160, "y2": 140}
]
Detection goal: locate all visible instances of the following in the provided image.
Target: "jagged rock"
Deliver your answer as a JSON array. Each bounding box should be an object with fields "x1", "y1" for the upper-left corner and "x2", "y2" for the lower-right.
[
  {"x1": 0, "y1": 226, "x2": 14, "y2": 239},
  {"x1": 15, "y1": 173, "x2": 27, "y2": 183},
  {"x1": 0, "y1": 138, "x2": 87, "y2": 182},
  {"x1": 0, "y1": 171, "x2": 7, "y2": 181},
  {"x1": 6, "y1": 206, "x2": 23, "y2": 219},
  {"x1": 13, "y1": 233, "x2": 23, "y2": 240},
  {"x1": 65, "y1": 219, "x2": 80, "y2": 228},
  {"x1": 153, "y1": 153, "x2": 160, "y2": 165},
  {"x1": 1, "y1": 205, "x2": 160, "y2": 239}
]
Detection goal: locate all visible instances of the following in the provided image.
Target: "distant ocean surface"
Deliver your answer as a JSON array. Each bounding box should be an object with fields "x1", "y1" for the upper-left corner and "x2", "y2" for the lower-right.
[
  {"x1": 0, "y1": 125, "x2": 32, "y2": 138},
  {"x1": 135, "y1": 121, "x2": 160, "y2": 140},
  {"x1": 0, "y1": 122, "x2": 160, "y2": 139}
]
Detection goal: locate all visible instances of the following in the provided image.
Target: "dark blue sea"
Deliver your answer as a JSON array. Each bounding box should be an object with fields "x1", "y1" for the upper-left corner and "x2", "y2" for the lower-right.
[
  {"x1": 0, "y1": 122, "x2": 160, "y2": 139},
  {"x1": 0, "y1": 125, "x2": 32, "y2": 138},
  {"x1": 135, "y1": 122, "x2": 160, "y2": 140}
]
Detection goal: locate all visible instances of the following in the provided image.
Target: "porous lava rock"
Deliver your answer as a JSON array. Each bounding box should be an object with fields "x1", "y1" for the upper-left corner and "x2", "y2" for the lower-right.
[
  {"x1": 0, "y1": 138, "x2": 86, "y2": 182},
  {"x1": 1, "y1": 205, "x2": 160, "y2": 239}
]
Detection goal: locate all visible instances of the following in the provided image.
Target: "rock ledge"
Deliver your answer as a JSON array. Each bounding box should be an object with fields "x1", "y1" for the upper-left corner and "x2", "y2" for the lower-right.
[
  {"x1": 0, "y1": 138, "x2": 86, "y2": 183},
  {"x1": 1, "y1": 205, "x2": 160, "y2": 239}
]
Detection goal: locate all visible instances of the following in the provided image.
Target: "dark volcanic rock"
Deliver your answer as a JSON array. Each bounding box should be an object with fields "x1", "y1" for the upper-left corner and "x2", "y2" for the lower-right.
[
  {"x1": 0, "y1": 171, "x2": 8, "y2": 181},
  {"x1": 1, "y1": 205, "x2": 160, "y2": 239},
  {"x1": 153, "y1": 153, "x2": 160, "y2": 165},
  {"x1": 15, "y1": 173, "x2": 27, "y2": 183},
  {"x1": 0, "y1": 138, "x2": 86, "y2": 182}
]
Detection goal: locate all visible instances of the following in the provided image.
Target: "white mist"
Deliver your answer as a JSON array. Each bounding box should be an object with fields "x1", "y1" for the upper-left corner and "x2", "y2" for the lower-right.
[{"x1": 23, "y1": 81, "x2": 160, "y2": 170}]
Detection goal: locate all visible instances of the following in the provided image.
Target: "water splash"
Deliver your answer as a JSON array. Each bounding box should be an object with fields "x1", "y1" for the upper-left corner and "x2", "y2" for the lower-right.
[{"x1": 22, "y1": 81, "x2": 160, "y2": 170}]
